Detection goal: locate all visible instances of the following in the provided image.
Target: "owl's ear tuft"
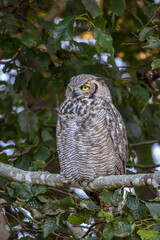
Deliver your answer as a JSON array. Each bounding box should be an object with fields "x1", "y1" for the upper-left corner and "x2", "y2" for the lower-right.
[{"x1": 96, "y1": 77, "x2": 106, "y2": 83}]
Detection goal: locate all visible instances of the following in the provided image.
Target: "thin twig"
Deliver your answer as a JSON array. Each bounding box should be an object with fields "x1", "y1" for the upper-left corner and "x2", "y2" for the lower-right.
[
  {"x1": 127, "y1": 163, "x2": 160, "y2": 169},
  {"x1": 5, "y1": 210, "x2": 25, "y2": 227},
  {"x1": 145, "y1": 6, "x2": 160, "y2": 27},
  {"x1": 0, "y1": 49, "x2": 21, "y2": 64},
  {"x1": 0, "y1": 206, "x2": 13, "y2": 234},
  {"x1": 130, "y1": 140, "x2": 159, "y2": 147},
  {"x1": 7, "y1": 149, "x2": 30, "y2": 159},
  {"x1": 17, "y1": 207, "x2": 39, "y2": 225},
  {"x1": 18, "y1": 65, "x2": 35, "y2": 72},
  {"x1": 16, "y1": 11, "x2": 40, "y2": 31},
  {"x1": 15, "y1": 208, "x2": 25, "y2": 236},
  {"x1": 33, "y1": 107, "x2": 59, "y2": 112},
  {"x1": 42, "y1": 123, "x2": 56, "y2": 128},
  {"x1": 82, "y1": 221, "x2": 103, "y2": 238}
]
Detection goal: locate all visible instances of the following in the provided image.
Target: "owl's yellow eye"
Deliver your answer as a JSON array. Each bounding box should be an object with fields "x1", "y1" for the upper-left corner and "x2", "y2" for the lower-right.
[{"x1": 81, "y1": 85, "x2": 90, "y2": 91}]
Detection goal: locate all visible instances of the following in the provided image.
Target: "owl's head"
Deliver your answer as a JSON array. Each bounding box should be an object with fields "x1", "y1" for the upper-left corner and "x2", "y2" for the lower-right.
[{"x1": 65, "y1": 74, "x2": 112, "y2": 102}]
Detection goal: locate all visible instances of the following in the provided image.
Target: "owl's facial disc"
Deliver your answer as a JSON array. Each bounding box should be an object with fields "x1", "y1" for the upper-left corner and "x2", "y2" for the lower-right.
[{"x1": 66, "y1": 79, "x2": 98, "y2": 101}]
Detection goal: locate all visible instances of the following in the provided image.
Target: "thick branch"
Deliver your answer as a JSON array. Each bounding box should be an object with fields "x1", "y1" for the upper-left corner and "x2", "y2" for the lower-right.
[
  {"x1": 0, "y1": 163, "x2": 69, "y2": 187},
  {"x1": 0, "y1": 163, "x2": 160, "y2": 190}
]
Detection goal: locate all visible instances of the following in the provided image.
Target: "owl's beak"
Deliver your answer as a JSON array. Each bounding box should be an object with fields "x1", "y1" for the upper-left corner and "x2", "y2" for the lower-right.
[{"x1": 72, "y1": 90, "x2": 78, "y2": 99}]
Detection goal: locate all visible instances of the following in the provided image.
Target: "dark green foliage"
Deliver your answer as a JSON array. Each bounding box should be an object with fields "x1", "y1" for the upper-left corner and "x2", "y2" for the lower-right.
[
  {"x1": 110, "y1": 0, "x2": 126, "y2": 16},
  {"x1": 0, "y1": 0, "x2": 160, "y2": 239},
  {"x1": 54, "y1": 16, "x2": 76, "y2": 47},
  {"x1": 82, "y1": 0, "x2": 101, "y2": 18}
]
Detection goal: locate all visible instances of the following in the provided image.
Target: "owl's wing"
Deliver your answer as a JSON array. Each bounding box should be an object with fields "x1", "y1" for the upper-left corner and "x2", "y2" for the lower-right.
[{"x1": 105, "y1": 103, "x2": 128, "y2": 174}]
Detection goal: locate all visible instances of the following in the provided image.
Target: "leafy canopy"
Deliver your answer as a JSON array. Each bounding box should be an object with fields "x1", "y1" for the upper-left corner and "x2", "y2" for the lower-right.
[{"x1": 0, "y1": 0, "x2": 160, "y2": 239}]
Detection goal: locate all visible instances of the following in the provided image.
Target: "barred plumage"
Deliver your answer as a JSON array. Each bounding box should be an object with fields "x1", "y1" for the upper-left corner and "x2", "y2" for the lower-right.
[{"x1": 56, "y1": 74, "x2": 128, "y2": 212}]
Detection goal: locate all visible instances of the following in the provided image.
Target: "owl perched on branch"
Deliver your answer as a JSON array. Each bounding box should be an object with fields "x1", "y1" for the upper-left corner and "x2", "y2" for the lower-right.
[{"x1": 56, "y1": 74, "x2": 128, "y2": 212}]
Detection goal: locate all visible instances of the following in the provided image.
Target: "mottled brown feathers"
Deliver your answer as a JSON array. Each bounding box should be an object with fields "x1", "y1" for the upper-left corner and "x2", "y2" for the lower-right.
[{"x1": 56, "y1": 74, "x2": 128, "y2": 212}]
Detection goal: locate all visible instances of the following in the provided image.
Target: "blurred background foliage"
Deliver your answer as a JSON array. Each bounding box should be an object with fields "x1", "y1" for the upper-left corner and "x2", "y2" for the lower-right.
[{"x1": 0, "y1": 0, "x2": 160, "y2": 239}]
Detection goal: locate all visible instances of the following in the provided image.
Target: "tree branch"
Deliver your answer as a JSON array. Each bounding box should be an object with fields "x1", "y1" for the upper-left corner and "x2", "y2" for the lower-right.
[{"x1": 0, "y1": 163, "x2": 160, "y2": 190}]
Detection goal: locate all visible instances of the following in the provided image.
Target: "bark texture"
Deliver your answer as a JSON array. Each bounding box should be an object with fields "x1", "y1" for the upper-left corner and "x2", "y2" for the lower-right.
[{"x1": 0, "y1": 163, "x2": 160, "y2": 190}]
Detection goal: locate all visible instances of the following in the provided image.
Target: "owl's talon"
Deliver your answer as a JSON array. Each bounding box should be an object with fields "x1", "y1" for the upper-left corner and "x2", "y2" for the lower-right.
[
  {"x1": 77, "y1": 180, "x2": 89, "y2": 188},
  {"x1": 78, "y1": 180, "x2": 83, "y2": 187},
  {"x1": 87, "y1": 180, "x2": 92, "y2": 186}
]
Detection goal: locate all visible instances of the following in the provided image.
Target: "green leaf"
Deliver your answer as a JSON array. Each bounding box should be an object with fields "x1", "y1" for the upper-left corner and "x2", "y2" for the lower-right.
[
  {"x1": 112, "y1": 189, "x2": 122, "y2": 206},
  {"x1": 77, "y1": 208, "x2": 91, "y2": 220},
  {"x1": 54, "y1": 16, "x2": 76, "y2": 48},
  {"x1": 94, "y1": 28, "x2": 114, "y2": 57},
  {"x1": 38, "y1": 52, "x2": 51, "y2": 69},
  {"x1": 44, "y1": 139, "x2": 56, "y2": 150},
  {"x1": 34, "y1": 146, "x2": 50, "y2": 161},
  {"x1": 46, "y1": 37, "x2": 56, "y2": 53},
  {"x1": 81, "y1": 199, "x2": 98, "y2": 210},
  {"x1": 131, "y1": 85, "x2": 150, "y2": 112},
  {"x1": 20, "y1": 46, "x2": 37, "y2": 62},
  {"x1": 103, "y1": 222, "x2": 114, "y2": 240},
  {"x1": 27, "y1": 72, "x2": 49, "y2": 97},
  {"x1": 0, "y1": 177, "x2": 7, "y2": 187},
  {"x1": 7, "y1": 182, "x2": 22, "y2": 198},
  {"x1": 29, "y1": 160, "x2": 46, "y2": 171},
  {"x1": 31, "y1": 185, "x2": 46, "y2": 196},
  {"x1": 110, "y1": 0, "x2": 126, "y2": 16},
  {"x1": 42, "y1": 216, "x2": 57, "y2": 238},
  {"x1": 151, "y1": 59, "x2": 160, "y2": 70},
  {"x1": 37, "y1": 195, "x2": 47, "y2": 203},
  {"x1": 18, "y1": 111, "x2": 38, "y2": 133},
  {"x1": 29, "y1": 26, "x2": 42, "y2": 46},
  {"x1": 144, "y1": 3, "x2": 157, "y2": 18},
  {"x1": 21, "y1": 31, "x2": 35, "y2": 48},
  {"x1": 37, "y1": 18, "x2": 54, "y2": 30},
  {"x1": 126, "y1": 193, "x2": 147, "y2": 219},
  {"x1": 59, "y1": 197, "x2": 75, "y2": 208},
  {"x1": 107, "y1": 56, "x2": 121, "y2": 79},
  {"x1": 0, "y1": 96, "x2": 13, "y2": 114},
  {"x1": 143, "y1": 37, "x2": 160, "y2": 50},
  {"x1": 146, "y1": 202, "x2": 160, "y2": 220},
  {"x1": 21, "y1": 184, "x2": 33, "y2": 199},
  {"x1": 82, "y1": 0, "x2": 101, "y2": 18},
  {"x1": 41, "y1": 129, "x2": 53, "y2": 141},
  {"x1": 38, "y1": 110, "x2": 52, "y2": 123},
  {"x1": 14, "y1": 72, "x2": 26, "y2": 93},
  {"x1": 139, "y1": 27, "x2": 154, "y2": 41},
  {"x1": 127, "y1": 8, "x2": 143, "y2": 26},
  {"x1": 137, "y1": 230, "x2": 157, "y2": 239},
  {"x1": 67, "y1": 214, "x2": 85, "y2": 225},
  {"x1": 126, "y1": 192, "x2": 139, "y2": 210},
  {"x1": 132, "y1": 201, "x2": 147, "y2": 220},
  {"x1": 99, "y1": 189, "x2": 114, "y2": 204},
  {"x1": 93, "y1": 16, "x2": 107, "y2": 30},
  {"x1": 114, "y1": 219, "x2": 131, "y2": 236},
  {"x1": 48, "y1": 200, "x2": 60, "y2": 210},
  {"x1": 98, "y1": 210, "x2": 114, "y2": 221},
  {"x1": 27, "y1": 196, "x2": 44, "y2": 209},
  {"x1": 0, "y1": 152, "x2": 8, "y2": 163},
  {"x1": 9, "y1": 0, "x2": 19, "y2": 7},
  {"x1": 126, "y1": 122, "x2": 142, "y2": 139}
]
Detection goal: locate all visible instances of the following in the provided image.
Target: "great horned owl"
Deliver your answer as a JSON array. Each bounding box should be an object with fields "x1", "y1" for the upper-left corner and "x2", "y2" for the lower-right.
[{"x1": 56, "y1": 74, "x2": 128, "y2": 210}]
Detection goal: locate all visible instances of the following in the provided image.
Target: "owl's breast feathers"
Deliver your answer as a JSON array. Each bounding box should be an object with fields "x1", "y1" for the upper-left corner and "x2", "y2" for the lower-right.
[{"x1": 56, "y1": 98, "x2": 128, "y2": 184}]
